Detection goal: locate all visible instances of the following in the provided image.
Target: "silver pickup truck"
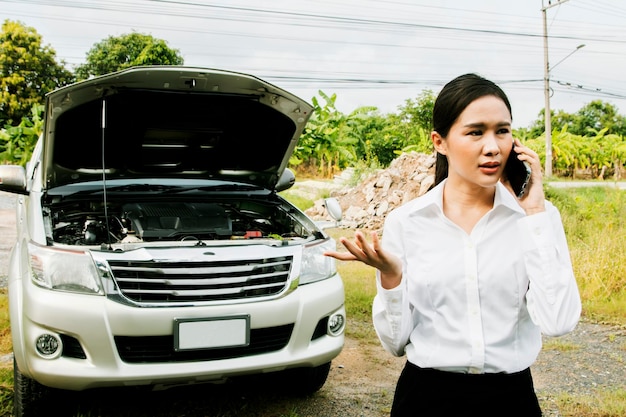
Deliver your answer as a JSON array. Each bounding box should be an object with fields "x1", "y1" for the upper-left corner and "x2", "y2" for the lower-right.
[{"x1": 0, "y1": 66, "x2": 345, "y2": 417}]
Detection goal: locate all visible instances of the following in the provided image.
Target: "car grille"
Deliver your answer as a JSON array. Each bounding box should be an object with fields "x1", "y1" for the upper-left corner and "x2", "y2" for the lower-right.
[
  {"x1": 115, "y1": 324, "x2": 294, "y2": 363},
  {"x1": 108, "y1": 256, "x2": 293, "y2": 303}
]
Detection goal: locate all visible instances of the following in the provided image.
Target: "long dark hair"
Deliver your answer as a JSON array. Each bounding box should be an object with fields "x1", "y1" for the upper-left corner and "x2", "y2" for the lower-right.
[{"x1": 431, "y1": 74, "x2": 512, "y2": 187}]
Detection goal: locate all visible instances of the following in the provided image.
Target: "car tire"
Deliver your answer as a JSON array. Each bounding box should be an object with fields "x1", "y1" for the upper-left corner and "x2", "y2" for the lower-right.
[
  {"x1": 281, "y1": 361, "x2": 331, "y2": 396},
  {"x1": 13, "y1": 358, "x2": 51, "y2": 417}
]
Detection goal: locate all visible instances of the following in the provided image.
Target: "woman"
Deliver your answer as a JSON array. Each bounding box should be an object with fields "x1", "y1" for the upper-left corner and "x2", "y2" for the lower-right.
[{"x1": 324, "y1": 73, "x2": 581, "y2": 416}]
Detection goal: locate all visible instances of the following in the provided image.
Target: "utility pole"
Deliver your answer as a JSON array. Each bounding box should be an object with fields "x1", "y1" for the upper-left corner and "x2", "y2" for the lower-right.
[{"x1": 542, "y1": 0, "x2": 569, "y2": 178}]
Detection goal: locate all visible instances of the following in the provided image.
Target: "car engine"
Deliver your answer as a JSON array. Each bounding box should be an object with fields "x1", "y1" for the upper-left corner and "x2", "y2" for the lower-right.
[{"x1": 46, "y1": 198, "x2": 313, "y2": 246}]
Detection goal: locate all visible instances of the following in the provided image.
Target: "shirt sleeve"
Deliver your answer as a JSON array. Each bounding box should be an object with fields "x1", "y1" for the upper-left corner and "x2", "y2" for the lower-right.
[
  {"x1": 372, "y1": 209, "x2": 415, "y2": 356},
  {"x1": 519, "y1": 202, "x2": 582, "y2": 336}
]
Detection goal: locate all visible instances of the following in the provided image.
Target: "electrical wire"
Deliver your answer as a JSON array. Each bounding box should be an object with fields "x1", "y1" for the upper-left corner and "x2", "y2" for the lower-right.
[{"x1": 1, "y1": 0, "x2": 625, "y2": 115}]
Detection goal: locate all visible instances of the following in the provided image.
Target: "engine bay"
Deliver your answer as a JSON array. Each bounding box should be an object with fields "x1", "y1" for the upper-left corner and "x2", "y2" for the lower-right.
[{"x1": 45, "y1": 197, "x2": 315, "y2": 246}]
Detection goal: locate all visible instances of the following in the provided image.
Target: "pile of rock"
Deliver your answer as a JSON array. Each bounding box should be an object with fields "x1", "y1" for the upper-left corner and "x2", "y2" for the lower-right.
[{"x1": 306, "y1": 152, "x2": 436, "y2": 231}]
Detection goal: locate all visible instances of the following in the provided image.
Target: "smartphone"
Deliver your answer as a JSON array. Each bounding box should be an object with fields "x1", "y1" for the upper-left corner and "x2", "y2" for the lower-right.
[{"x1": 505, "y1": 144, "x2": 531, "y2": 198}]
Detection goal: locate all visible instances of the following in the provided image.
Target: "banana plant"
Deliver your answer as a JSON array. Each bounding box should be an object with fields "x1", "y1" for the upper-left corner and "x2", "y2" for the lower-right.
[
  {"x1": 0, "y1": 103, "x2": 43, "y2": 165},
  {"x1": 294, "y1": 91, "x2": 359, "y2": 178}
]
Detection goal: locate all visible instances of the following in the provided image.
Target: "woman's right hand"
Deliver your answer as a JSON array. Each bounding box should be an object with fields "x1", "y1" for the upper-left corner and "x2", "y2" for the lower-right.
[{"x1": 324, "y1": 230, "x2": 403, "y2": 289}]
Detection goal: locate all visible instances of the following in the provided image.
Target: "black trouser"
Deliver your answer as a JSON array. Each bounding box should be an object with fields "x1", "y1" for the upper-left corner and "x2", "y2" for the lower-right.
[{"x1": 391, "y1": 362, "x2": 542, "y2": 417}]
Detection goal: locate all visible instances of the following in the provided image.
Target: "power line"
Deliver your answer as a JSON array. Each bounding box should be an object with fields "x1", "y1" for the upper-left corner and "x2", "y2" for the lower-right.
[
  {"x1": 4, "y1": 0, "x2": 626, "y2": 44},
  {"x1": 1, "y1": 0, "x2": 625, "y2": 116}
]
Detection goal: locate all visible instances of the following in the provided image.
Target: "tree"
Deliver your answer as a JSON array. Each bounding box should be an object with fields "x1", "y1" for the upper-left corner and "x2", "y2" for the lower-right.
[
  {"x1": 570, "y1": 100, "x2": 626, "y2": 137},
  {"x1": 525, "y1": 100, "x2": 626, "y2": 138},
  {"x1": 75, "y1": 32, "x2": 184, "y2": 80},
  {"x1": 292, "y1": 88, "x2": 439, "y2": 174},
  {"x1": 394, "y1": 90, "x2": 435, "y2": 154},
  {"x1": 397, "y1": 89, "x2": 435, "y2": 133},
  {"x1": 0, "y1": 20, "x2": 74, "y2": 125},
  {"x1": 0, "y1": 103, "x2": 43, "y2": 165},
  {"x1": 292, "y1": 91, "x2": 359, "y2": 177}
]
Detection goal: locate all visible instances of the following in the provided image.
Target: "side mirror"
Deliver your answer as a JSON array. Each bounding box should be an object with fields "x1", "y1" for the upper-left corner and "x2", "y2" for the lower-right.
[
  {"x1": 275, "y1": 168, "x2": 296, "y2": 192},
  {"x1": 324, "y1": 197, "x2": 342, "y2": 222},
  {"x1": 0, "y1": 165, "x2": 27, "y2": 194},
  {"x1": 315, "y1": 198, "x2": 343, "y2": 230}
]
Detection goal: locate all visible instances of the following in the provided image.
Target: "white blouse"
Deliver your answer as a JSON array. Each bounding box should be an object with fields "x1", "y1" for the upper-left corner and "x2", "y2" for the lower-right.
[{"x1": 373, "y1": 180, "x2": 582, "y2": 374}]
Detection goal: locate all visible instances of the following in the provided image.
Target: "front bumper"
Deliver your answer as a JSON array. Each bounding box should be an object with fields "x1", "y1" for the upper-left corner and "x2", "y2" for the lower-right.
[{"x1": 11, "y1": 272, "x2": 345, "y2": 391}]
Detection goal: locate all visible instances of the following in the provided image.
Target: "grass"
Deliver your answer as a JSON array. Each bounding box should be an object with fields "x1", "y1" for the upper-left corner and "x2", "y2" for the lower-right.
[
  {"x1": 0, "y1": 184, "x2": 624, "y2": 416},
  {"x1": 555, "y1": 388, "x2": 626, "y2": 417},
  {"x1": 0, "y1": 290, "x2": 11, "y2": 417},
  {"x1": 278, "y1": 178, "x2": 335, "y2": 212},
  {"x1": 545, "y1": 186, "x2": 626, "y2": 325},
  {"x1": 278, "y1": 190, "x2": 320, "y2": 211},
  {"x1": 541, "y1": 338, "x2": 581, "y2": 352},
  {"x1": 0, "y1": 293, "x2": 9, "y2": 354}
]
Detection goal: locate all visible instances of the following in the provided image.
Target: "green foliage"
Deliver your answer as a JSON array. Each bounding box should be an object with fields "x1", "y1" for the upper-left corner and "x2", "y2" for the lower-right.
[
  {"x1": 397, "y1": 89, "x2": 435, "y2": 132},
  {"x1": 0, "y1": 290, "x2": 9, "y2": 337},
  {"x1": 292, "y1": 91, "x2": 360, "y2": 177},
  {"x1": 0, "y1": 103, "x2": 43, "y2": 165},
  {"x1": 350, "y1": 111, "x2": 394, "y2": 166},
  {"x1": 278, "y1": 191, "x2": 315, "y2": 212},
  {"x1": 0, "y1": 376, "x2": 12, "y2": 417},
  {"x1": 546, "y1": 186, "x2": 626, "y2": 325},
  {"x1": 74, "y1": 32, "x2": 184, "y2": 80},
  {"x1": 385, "y1": 90, "x2": 435, "y2": 160},
  {"x1": 524, "y1": 100, "x2": 626, "y2": 138},
  {"x1": 574, "y1": 100, "x2": 626, "y2": 137},
  {"x1": 525, "y1": 126, "x2": 626, "y2": 179},
  {"x1": 0, "y1": 19, "x2": 74, "y2": 125},
  {"x1": 293, "y1": 89, "x2": 435, "y2": 174},
  {"x1": 396, "y1": 127, "x2": 432, "y2": 156}
]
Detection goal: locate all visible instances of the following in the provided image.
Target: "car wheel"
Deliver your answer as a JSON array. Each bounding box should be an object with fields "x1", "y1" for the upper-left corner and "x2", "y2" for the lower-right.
[
  {"x1": 13, "y1": 358, "x2": 50, "y2": 417},
  {"x1": 281, "y1": 361, "x2": 331, "y2": 396}
]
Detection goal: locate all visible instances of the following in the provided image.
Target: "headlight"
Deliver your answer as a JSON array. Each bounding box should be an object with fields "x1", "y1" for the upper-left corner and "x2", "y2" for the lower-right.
[
  {"x1": 299, "y1": 238, "x2": 337, "y2": 285},
  {"x1": 28, "y1": 242, "x2": 104, "y2": 295}
]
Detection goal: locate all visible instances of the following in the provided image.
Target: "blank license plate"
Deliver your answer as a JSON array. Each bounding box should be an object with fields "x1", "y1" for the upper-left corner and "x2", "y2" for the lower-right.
[{"x1": 174, "y1": 316, "x2": 250, "y2": 351}]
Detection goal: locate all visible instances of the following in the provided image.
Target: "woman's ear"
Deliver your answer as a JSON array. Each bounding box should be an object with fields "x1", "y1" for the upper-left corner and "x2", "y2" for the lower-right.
[{"x1": 431, "y1": 131, "x2": 446, "y2": 155}]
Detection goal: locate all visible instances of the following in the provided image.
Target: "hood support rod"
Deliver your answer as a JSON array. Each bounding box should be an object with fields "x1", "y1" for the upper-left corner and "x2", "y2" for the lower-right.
[{"x1": 101, "y1": 98, "x2": 113, "y2": 251}]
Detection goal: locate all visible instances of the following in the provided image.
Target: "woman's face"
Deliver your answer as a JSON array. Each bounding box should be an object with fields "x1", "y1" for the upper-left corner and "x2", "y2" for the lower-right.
[{"x1": 432, "y1": 95, "x2": 513, "y2": 192}]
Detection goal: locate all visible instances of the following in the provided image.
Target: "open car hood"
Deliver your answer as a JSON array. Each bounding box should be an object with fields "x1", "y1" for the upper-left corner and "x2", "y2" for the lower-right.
[{"x1": 41, "y1": 66, "x2": 313, "y2": 191}]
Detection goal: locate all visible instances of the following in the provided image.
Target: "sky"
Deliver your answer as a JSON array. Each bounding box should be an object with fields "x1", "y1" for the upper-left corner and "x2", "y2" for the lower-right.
[{"x1": 1, "y1": 0, "x2": 626, "y2": 128}]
